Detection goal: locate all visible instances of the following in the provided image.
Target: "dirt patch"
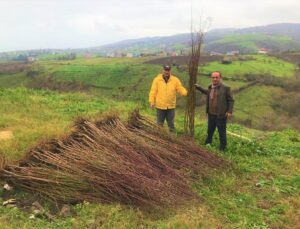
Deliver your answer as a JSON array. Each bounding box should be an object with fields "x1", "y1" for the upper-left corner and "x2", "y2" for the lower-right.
[
  {"x1": 0, "y1": 131, "x2": 13, "y2": 141},
  {"x1": 144, "y1": 55, "x2": 223, "y2": 66},
  {"x1": 0, "y1": 62, "x2": 31, "y2": 74},
  {"x1": 29, "y1": 76, "x2": 91, "y2": 92},
  {"x1": 272, "y1": 53, "x2": 300, "y2": 66}
]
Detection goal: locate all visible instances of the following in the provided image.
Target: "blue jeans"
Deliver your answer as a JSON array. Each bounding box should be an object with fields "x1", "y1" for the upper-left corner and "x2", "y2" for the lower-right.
[
  {"x1": 156, "y1": 108, "x2": 175, "y2": 132},
  {"x1": 205, "y1": 114, "x2": 227, "y2": 150}
]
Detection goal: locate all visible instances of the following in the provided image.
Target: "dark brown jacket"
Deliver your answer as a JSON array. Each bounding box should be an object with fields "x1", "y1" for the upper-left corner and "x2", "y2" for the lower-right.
[{"x1": 196, "y1": 83, "x2": 234, "y2": 117}]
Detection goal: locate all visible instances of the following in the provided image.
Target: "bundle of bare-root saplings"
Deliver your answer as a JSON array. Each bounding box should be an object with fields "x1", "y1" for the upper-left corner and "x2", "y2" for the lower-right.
[{"x1": 0, "y1": 110, "x2": 226, "y2": 207}]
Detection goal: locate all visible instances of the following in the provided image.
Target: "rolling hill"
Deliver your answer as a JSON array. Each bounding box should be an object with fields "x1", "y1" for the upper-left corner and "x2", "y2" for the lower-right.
[
  {"x1": 0, "y1": 55, "x2": 299, "y2": 228},
  {"x1": 90, "y1": 23, "x2": 300, "y2": 54},
  {"x1": 1, "y1": 23, "x2": 300, "y2": 61}
]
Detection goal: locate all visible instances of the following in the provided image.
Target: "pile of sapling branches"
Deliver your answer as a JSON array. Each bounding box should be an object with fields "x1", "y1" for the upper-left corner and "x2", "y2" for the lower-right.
[{"x1": 0, "y1": 110, "x2": 225, "y2": 207}]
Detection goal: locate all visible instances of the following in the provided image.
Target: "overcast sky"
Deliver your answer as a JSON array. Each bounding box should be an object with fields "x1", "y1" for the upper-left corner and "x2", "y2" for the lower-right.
[{"x1": 0, "y1": 0, "x2": 299, "y2": 52}]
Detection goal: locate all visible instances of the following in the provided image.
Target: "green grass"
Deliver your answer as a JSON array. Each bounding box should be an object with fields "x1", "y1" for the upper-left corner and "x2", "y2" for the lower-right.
[
  {"x1": 233, "y1": 85, "x2": 282, "y2": 127},
  {"x1": 192, "y1": 120, "x2": 300, "y2": 228},
  {"x1": 228, "y1": 85, "x2": 300, "y2": 130},
  {"x1": 201, "y1": 55, "x2": 296, "y2": 78},
  {"x1": 53, "y1": 63, "x2": 158, "y2": 90},
  {"x1": 0, "y1": 56, "x2": 297, "y2": 131},
  {"x1": 0, "y1": 88, "x2": 136, "y2": 161},
  {"x1": 198, "y1": 76, "x2": 248, "y2": 90},
  {"x1": 195, "y1": 82, "x2": 296, "y2": 130},
  {"x1": 209, "y1": 34, "x2": 300, "y2": 53},
  {"x1": 0, "y1": 87, "x2": 299, "y2": 228},
  {"x1": 0, "y1": 72, "x2": 31, "y2": 88},
  {"x1": 0, "y1": 55, "x2": 296, "y2": 105},
  {"x1": 0, "y1": 57, "x2": 299, "y2": 228}
]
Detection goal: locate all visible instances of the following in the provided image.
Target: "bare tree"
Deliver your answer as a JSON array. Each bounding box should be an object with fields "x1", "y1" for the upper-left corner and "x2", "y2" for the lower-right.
[{"x1": 184, "y1": 17, "x2": 210, "y2": 136}]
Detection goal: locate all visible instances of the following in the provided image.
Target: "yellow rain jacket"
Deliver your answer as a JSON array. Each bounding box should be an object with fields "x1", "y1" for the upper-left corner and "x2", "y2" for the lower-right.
[{"x1": 149, "y1": 74, "x2": 188, "y2": 109}]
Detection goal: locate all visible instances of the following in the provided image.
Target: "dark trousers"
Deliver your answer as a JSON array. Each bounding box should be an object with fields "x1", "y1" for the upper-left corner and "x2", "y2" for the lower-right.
[
  {"x1": 205, "y1": 114, "x2": 227, "y2": 150},
  {"x1": 156, "y1": 108, "x2": 175, "y2": 132}
]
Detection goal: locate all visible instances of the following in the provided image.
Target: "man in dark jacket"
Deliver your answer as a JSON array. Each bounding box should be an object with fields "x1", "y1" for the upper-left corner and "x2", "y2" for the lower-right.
[{"x1": 195, "y1": 71, "x2": 234, "y2": 151}]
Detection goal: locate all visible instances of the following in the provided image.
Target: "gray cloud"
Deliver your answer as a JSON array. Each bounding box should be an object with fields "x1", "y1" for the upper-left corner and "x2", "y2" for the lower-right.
[{"x1": 0, "y1": 0, "x2": 299, "y2": 51}]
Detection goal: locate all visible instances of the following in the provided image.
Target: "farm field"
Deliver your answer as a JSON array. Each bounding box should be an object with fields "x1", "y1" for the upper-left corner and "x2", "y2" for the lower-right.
[{"x1": 0, "y1": 55, "x2": 299, "y2": 228}]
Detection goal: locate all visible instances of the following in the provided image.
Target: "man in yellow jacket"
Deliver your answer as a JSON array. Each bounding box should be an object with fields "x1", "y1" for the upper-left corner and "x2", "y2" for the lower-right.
[{"x1": 149, "y1": 65, "x2": 188, "y2": 132}]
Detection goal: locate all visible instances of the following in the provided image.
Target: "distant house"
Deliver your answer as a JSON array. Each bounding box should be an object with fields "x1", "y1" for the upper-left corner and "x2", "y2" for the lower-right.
[
  {"x1": 140, "y1": 52, "x2": 154, "y2": 57},
  {"x1": 27, "y1": 56, "x2": 37, "y2": 62},
  {"x1": 258, "y1": 48, "x2": 269, "y2": 54},
  {"x1": 106, "y1": 52, "x2": 124, "y2": 58},
  {"x1": 221, "y1": 56, "x2": 232, "y2": 64},
  {"x1": 226, "y1": 51, "x2": 239, "y2": 56},
  {"x1": 126, "y1": 53, "x2": 134, "y2": 58},
  {"x1": 133, "y1": 53, "x2": 141, "y2": 58},
  {"x1": 210, "y1": 51, "x2": 223, "y2": 56},
  {"x1": 84, "y1": 54, "x2": 92, "y2": 59},
  {"x1": 158, "y1": 51, "x2": 167, "y2": 57},
  {"x1": 106, "y1": 53, "x2": 115, "y2": 58},
  {"x1": 115, "y1": 52, "x2": 123, "y2": 58}
]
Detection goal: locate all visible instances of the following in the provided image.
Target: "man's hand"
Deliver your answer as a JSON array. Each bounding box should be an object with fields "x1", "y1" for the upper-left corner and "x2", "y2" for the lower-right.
[
  {"x1": 194, "y1": 84, "x2": 200, "y2": 87},
  {"x1": 150, "y1": 104, "x2": 155, "y2": 109},
  {"x1": 226, "y1": 112, "x2": 232, "y2": 117}
]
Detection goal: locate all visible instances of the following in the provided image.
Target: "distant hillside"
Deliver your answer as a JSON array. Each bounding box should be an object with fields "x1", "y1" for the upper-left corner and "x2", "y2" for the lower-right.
[
  {"x1": 90, "y1": 23, "x2": 300, "y2": 54},
  {"x1": 1, "y1": 23, "x2": 300, "y2": 60},
  {"x1": 237, "y1": 23, "x2": 300, "y2": 40},
  {"x1": 91, "y1": 34, "x2": 191, "y2": 53},
  {"x1": 206, "y1": 34, "x2": 300, "y2": 53}
]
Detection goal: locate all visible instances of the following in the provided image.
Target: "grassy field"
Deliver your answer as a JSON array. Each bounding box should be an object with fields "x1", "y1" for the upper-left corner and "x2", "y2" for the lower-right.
[
  {"x1": 0, "y1": 55, "x2": 298, "y2": 130},
  {"x1": 0, "y1": 87, "x2": 298, "y2": 228},
  {"x1": 0, "y1": 88, "x2": 136, "y2": 161},
  {"x1": 201, "y1": 55, "x2": 296, "y2": 78},
  {"x1": 0, "y1": 55, "x2": 298, "y2": 131},
  {"x1": 0, "y1": 56, "x2": 299, "y2": 228},
  {"x1": 207, "y1": 34, "x2": 300, "y2": 53},
  {"x1": 232, "y1": 85, "x2": 285, "y2": 129}
]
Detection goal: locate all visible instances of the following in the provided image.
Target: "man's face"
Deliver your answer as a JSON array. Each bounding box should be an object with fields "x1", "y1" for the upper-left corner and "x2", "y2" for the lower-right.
[
  {"x1": 211, "y1": 72, "x2": 221, "y2": 85},
  {"x1": 163, "y1": 69, "x2": 171, "y2": 77}
]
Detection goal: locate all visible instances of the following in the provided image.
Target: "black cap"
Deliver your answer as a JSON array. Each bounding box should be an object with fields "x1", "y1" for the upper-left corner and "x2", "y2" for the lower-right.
[{"x1": 163, "y1": 65, "x2": 171, "y2": 71}]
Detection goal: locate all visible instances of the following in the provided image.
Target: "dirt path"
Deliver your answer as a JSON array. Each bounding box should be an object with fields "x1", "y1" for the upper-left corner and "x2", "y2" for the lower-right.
[{"x1": 0, "y1": 131, "x2": 13, "y2": 141}]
